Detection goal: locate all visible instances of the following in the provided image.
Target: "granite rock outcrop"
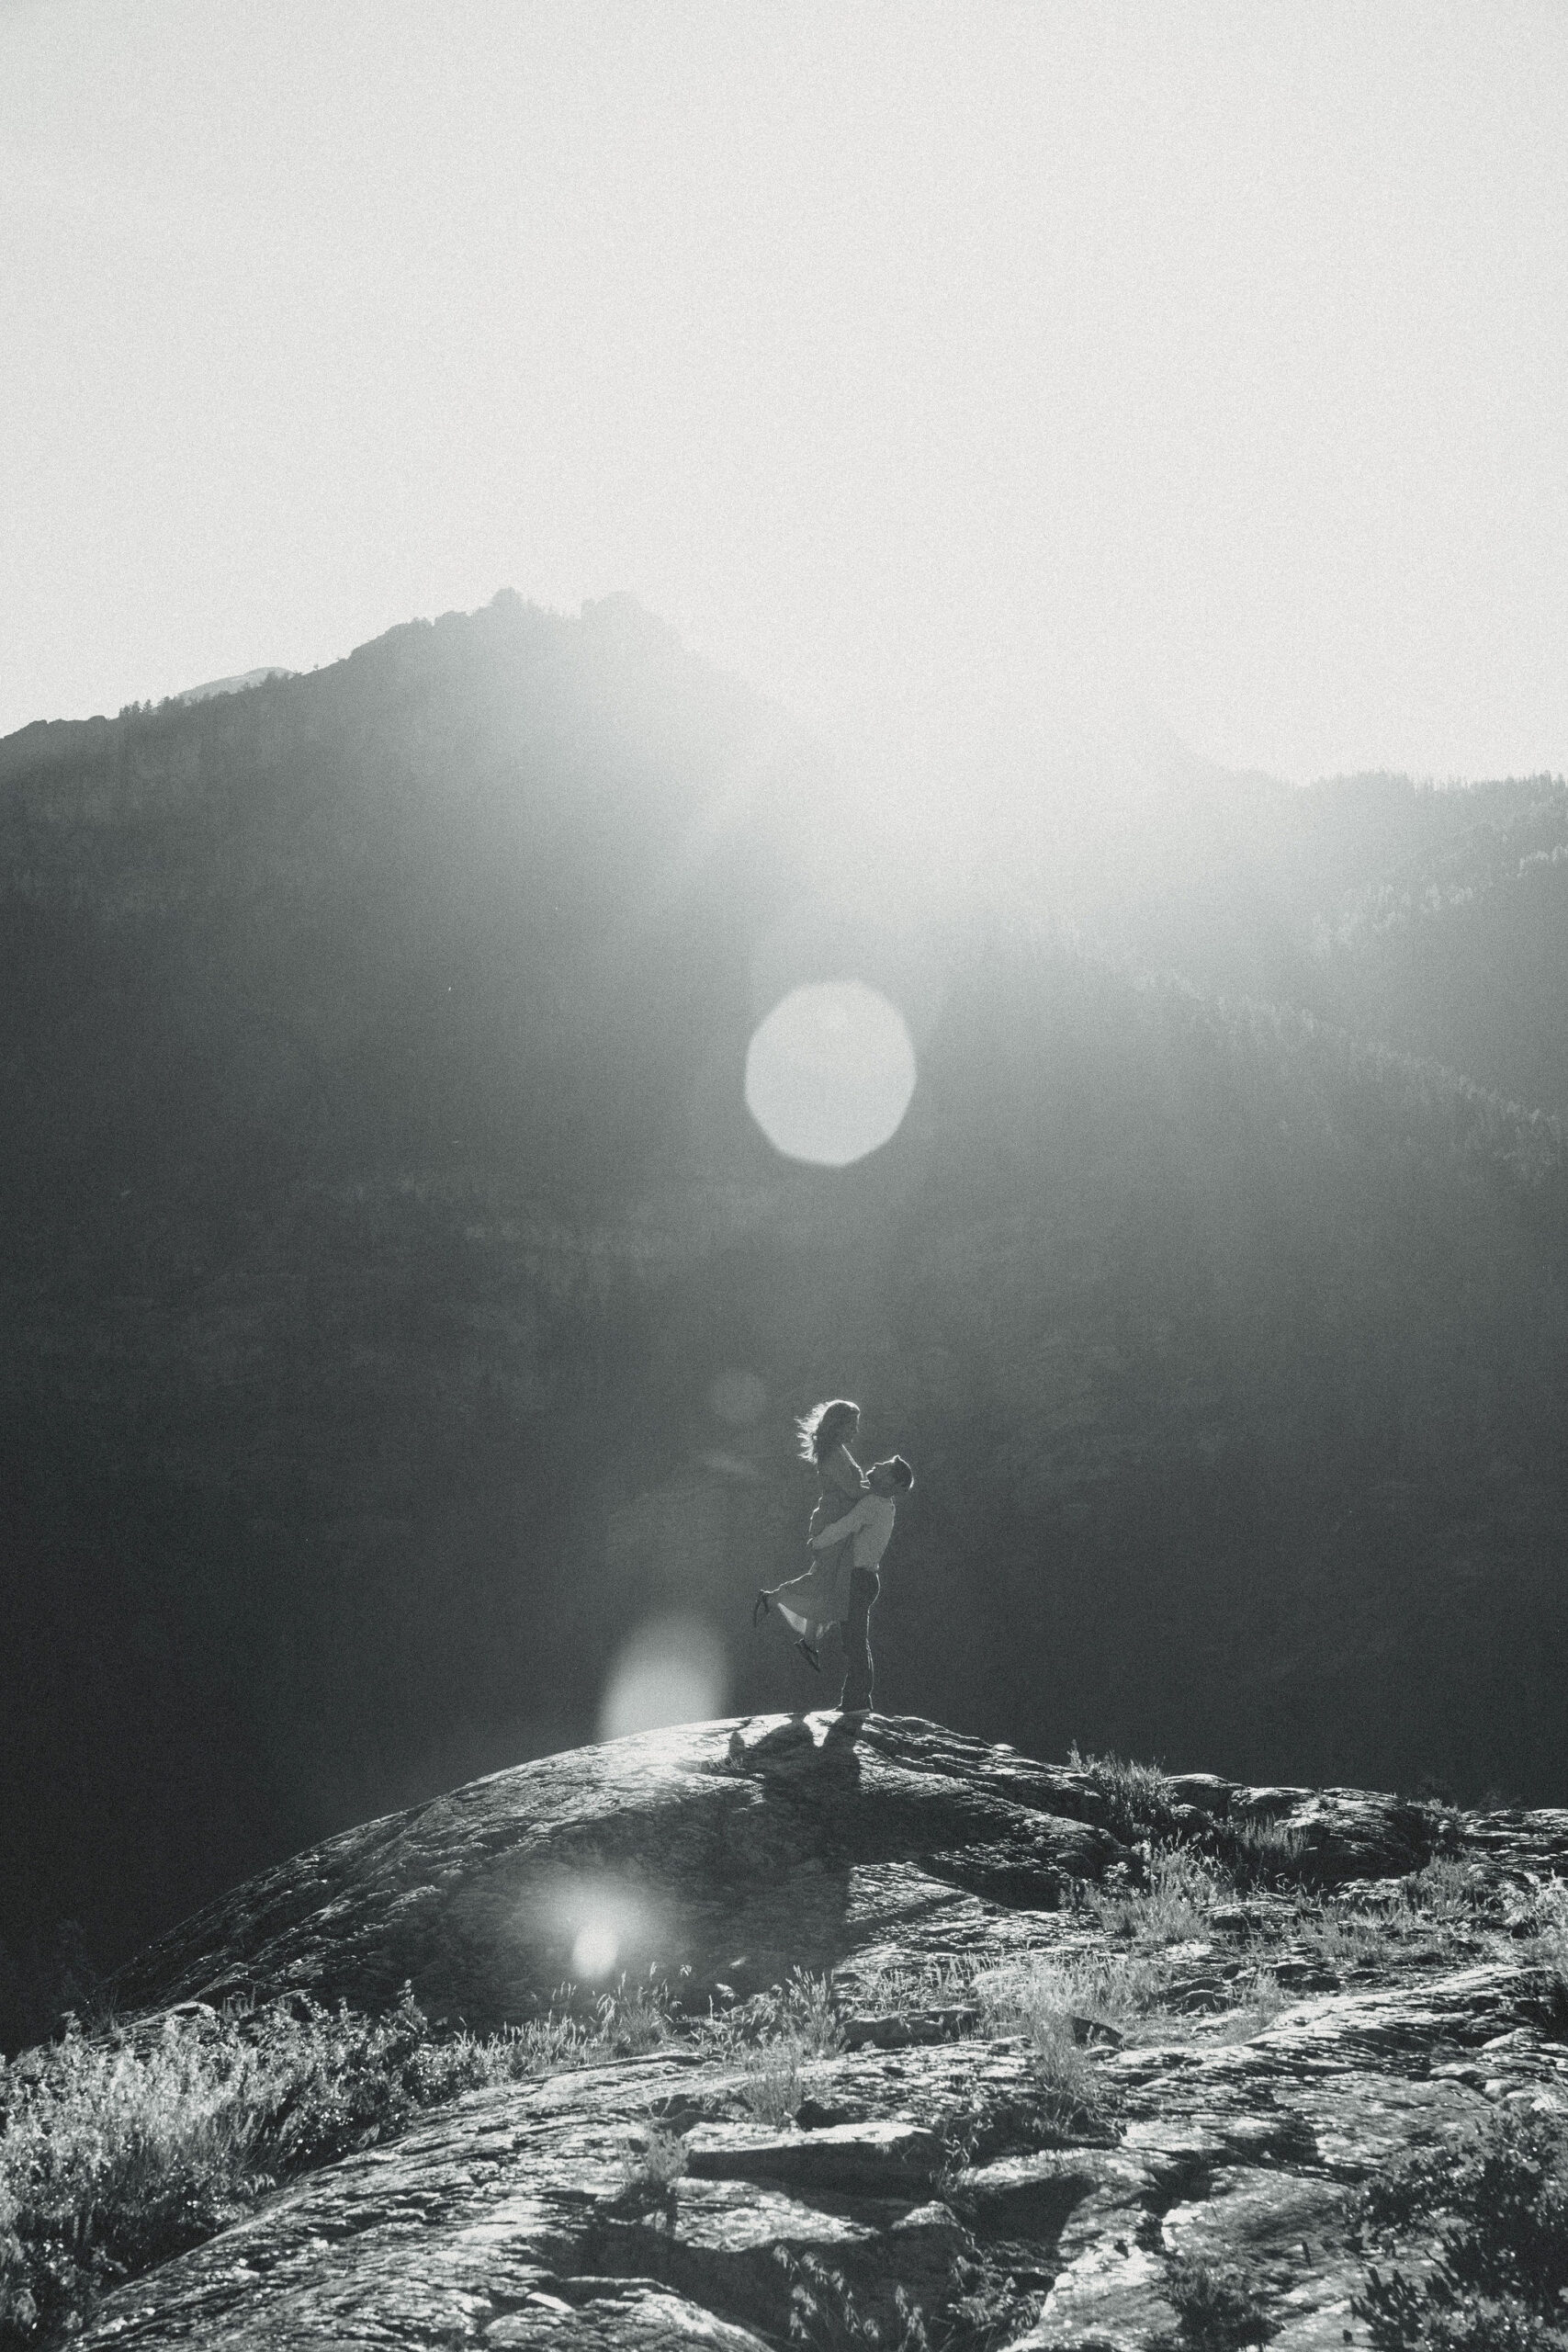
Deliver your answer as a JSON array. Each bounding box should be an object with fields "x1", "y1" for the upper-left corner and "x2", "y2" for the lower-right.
[{"x1": 77, "y1": 1713, "x2": 1568, "y2": 2350}]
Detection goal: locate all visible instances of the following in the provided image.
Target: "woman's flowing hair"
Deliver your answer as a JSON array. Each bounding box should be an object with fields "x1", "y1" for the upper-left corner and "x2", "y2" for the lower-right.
[{"x1": 796, "y1": 1397, "x2": 861, "y2": 1464}]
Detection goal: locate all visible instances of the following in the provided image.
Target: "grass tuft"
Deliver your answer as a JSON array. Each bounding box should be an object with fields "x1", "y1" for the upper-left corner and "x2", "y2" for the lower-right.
[
  {"x1": 1521, "y1": 1882, "x2": 1568, "y2": 1984},
  {"x1": 1066, "y1": 1745, "x2": 1180, "y2": 1845},
  {"x1": 938, "y1": 2250, "x2": 1045, "y2": 2352},
  {"x1": 588, "y1": 1968, "x2": 682, "y2": 2056},
  {"x1": 1094, "y1": 1848, "x2": 1223, "y2": 1945},
  {"x1": 1213, "y1": 1966, "x2": 1286, "y2": 2041},
  {"x1": 740, "y1": 2048, "x2": 803, "y2": 2127},
  {"x1": 700, "y1": 1969, "x2": 844, "y2": 2062},
  {"x1": 701, "y1": 1969, "x2": 844, "y2": 2126},
  {"x1": 1221, "y1": 1819, "x2": 1313, "y2": 1892},
  {"x1": 972, "y1": 1957, "x2": 1111, "y2": 2128},
  {"x1": 1156, "y1": 2255, "x2": 1276, "y2": 2351},
  {"x1": 617, "y1": 2123, "x2": 687, "y2": 2204},
  {"x1": 1402, "y1": 1857, "x2": 1488, "y2": 1923}
]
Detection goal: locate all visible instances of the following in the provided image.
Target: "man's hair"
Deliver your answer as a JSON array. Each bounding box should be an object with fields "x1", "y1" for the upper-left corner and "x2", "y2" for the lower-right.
[{"x1": 877, "y1": 1455, "x2": 914, "y2": 1490}]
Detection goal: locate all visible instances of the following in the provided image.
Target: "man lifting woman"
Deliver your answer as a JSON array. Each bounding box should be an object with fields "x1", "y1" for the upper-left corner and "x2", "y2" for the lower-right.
[{"x1": 753, "y1": 1397, "x2": 913, "y2": 1716}]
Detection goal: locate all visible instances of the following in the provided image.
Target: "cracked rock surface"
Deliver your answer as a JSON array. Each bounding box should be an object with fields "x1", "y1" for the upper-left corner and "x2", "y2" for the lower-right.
[{"x1": 86, "y1": 1713, "x2": 1568, "y2": 2349}]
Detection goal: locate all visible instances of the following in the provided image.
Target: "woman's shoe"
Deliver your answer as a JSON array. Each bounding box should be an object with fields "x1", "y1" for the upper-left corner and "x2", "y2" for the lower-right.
[
  {"x1": 797, "y1": 1639, "x2": 822, "y2": 1673},
  {"x1": 752, "y1": 1590, "x2": 770, "y2": 1625}
]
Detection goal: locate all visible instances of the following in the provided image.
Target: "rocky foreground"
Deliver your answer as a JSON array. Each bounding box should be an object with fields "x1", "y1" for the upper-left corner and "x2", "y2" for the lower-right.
[{"x1": 84, "y1": 1714, "x2": 1568, "y2": 2350}]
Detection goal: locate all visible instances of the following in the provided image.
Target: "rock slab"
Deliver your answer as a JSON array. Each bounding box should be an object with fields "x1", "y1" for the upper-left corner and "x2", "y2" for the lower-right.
[{"x1": 81, "y1": 1714, "x2": 1568, "y2": 2350}]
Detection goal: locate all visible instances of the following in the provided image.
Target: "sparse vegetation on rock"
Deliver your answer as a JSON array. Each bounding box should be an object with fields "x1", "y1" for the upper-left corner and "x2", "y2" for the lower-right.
[
  {"x1": 0, "y1": 1985, "x2": 627, "y2": 2346},
  {"x1": 1066, "y1": 1745, "x2": 1185, "y2": 1847},
  {"x1": 1156, "y1": 2255, "x2": 1277, "y2": 2352},
  {"x1": 0, "y1": 1967, "x2": 754, "y2": 2345},
  {"x1": 615, "y1": 2123, "x2": 687, "y2": 2206}
]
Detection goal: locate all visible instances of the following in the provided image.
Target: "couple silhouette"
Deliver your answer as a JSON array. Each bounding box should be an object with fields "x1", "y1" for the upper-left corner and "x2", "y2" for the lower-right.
[{"x1": 752, "y1": 1397, "x2": 913, "y2": 1715}]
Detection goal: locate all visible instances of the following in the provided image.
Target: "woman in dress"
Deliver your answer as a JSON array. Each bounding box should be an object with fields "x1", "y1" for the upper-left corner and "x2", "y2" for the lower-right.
[{"x1": 753, "y1": 1398, "x2": 868, "y2": 1671}]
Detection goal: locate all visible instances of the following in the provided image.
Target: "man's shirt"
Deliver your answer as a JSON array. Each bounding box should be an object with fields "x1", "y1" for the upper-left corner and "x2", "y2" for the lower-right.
[{"x1": 811, "y1": 1491, "x2": 897, "y2": 1571}]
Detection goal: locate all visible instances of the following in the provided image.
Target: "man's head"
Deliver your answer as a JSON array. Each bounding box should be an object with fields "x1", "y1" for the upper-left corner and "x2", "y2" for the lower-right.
[{"x1": 868, "y1": 1455, "x2": 914, "y2": 1497}]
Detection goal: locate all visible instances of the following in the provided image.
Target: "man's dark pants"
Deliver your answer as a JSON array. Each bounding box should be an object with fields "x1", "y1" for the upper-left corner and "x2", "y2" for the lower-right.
[{"x1": 839, "y1": 1565, "x2": 880, "y2": 1712}]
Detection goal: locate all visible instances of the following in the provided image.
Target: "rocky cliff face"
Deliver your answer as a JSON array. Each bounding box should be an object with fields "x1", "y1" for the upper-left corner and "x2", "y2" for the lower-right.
[{"x1": 82, "y1": 1715, "x2": 1568, "y2": 2351}]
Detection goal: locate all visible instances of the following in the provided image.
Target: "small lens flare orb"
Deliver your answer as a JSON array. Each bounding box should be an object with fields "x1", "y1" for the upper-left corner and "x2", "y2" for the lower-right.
[
  {"x1": 571, "y1": 1921, "x2": 619, "y2": 1978},
  {"x1": 744, "y1": 981, "x2": 917, "y2": 1167},
  {"x1": 599, "y1": 1614, "x2": 730, "y2": 1742}
]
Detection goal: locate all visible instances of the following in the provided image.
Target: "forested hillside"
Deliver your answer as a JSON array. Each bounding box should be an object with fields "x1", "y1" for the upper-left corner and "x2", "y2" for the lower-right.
[{"x1": 4, "y1": 594, "x2": 1564, "y2": 2035}]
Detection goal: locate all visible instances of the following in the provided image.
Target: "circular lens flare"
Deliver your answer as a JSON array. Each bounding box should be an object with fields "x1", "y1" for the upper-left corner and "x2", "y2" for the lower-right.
[
  {"x1": 744, "y1": 981, "x2": 917, "y2": 1167},
  {"x1": 571, "y1": 1922, "x2": 620, "y2": 1978}
]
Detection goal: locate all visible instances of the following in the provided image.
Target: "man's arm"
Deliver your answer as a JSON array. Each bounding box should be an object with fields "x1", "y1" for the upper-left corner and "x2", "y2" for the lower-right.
[{"x1": 811, "y1": 1497, "x2": 871, "y2": 1549}]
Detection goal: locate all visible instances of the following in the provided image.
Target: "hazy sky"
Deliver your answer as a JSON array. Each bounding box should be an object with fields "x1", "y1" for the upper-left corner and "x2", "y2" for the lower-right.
[{"x1": 4, "y1": 1, "x2": 1565, "y2": 783}]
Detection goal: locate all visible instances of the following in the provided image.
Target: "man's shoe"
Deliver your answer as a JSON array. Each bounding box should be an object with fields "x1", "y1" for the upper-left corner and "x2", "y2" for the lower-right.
[{"x1": 797, "y1": 1639, "x2": 821, "y2": 1673}]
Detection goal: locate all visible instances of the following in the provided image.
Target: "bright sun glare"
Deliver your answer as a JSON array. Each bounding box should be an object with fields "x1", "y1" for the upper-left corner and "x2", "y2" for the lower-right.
[{"x1": 744, "y1": 981, "x2": 917, "y2": 1167}]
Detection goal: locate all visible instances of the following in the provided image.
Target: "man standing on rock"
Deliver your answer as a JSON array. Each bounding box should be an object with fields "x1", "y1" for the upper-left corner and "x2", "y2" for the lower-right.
[{"x1": 807, "y1": 1455, "x2": 913, "y2": 1713}]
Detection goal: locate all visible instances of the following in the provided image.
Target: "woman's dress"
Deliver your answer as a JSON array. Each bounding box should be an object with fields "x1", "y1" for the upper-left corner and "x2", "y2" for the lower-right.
[{"x1": 768, "y1": 1445, "x2": 867, "y2": 1647}]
